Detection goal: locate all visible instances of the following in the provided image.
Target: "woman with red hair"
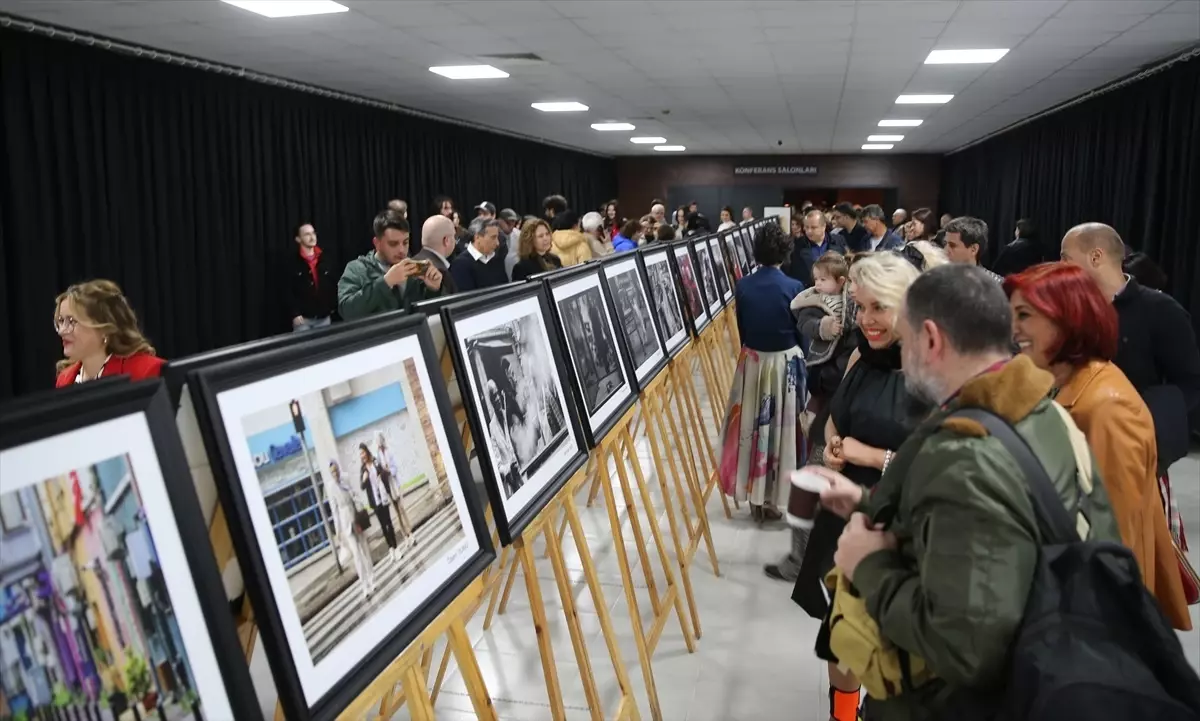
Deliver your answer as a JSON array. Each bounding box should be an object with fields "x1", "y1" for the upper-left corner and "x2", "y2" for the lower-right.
[{"x1": 1006, "y1": 262, "x2": 1190, "y2": 629}]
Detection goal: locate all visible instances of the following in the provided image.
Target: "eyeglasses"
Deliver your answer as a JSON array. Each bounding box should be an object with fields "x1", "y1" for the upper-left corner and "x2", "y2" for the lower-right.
[{"x1": 54, "y1": 316, "x2": 79, "y2": 334}]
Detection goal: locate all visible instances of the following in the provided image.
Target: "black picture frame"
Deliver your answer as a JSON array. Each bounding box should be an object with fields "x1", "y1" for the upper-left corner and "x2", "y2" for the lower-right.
[
  {"x1": 600, "y1": 251, "x2": 669, "y2": 387},
  {"x1": 188, "y1": 313, "x2": 494, "y2": 721},
  {"x1": 638, "y1": 245, "x2": 691, "y2": 358},
  {"x1": 671, "y1": 239, "x2": 711, "y2": 335},
  {"x1": 441, "y1": 283, "x2": 588, "y2": 545},
  {"x1": 720, "y1": 230, "x2": 748, "y2": 283},
  {"x1": 690, "y1": 235, "x2": 724, "y2": 316},
  {"x1": 741, "y1": 227, "x2": 759, "y2": 271},
  {"x1": 707, "y1": 234, "x2": 735, "y2": 304},
  {"x1": 542, "y1": 262, "x2": 640, "y2": 441},
  {"x1": 0, "y1": 381, "x2": 263, "y2": 721}
]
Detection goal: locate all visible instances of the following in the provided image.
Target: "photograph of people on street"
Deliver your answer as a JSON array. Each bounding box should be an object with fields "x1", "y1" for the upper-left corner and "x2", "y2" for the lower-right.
[
  {"x1": 557, "y1": 287, "x2": 624, "y2": 413},
  {"x1": 606, "y1": 267, "x2": 660, "y2": 373},
  {"x1": 694, "y1": 243, "x2": 720, "y2": 309},
  {"x1": 674, "y1": 248, "x2": 706, "y2": 327},
  {"x1": 241, "y1": 357, "x2": 463, "y2": 665},
  {"x1": 464, "y1": 312, "x2": 568, "y2": 500},
  {"x1": 644, "y1": 255, "x2": 686, "y2": 344},
  {"x1": 0, "y1": 455, "x2": 207, "y2": 721}
]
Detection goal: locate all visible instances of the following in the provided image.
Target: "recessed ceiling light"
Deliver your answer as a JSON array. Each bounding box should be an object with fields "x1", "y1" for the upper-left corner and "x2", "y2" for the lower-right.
[
  {"x1": 221, "y1": 0, "x2": 348, "y2": 18},
  {"x1": 630, "y1": 137, "x2": 667, "y2": 144},
  {"x1": 591, "y1": 122, "x2": 636, "y2": 131},
  {"x1": 531, "y1": 101, "x2": 589, "y2": 112},
  {"x1": 653, "y1": 145, "x2": 686, "y2": 152},
  {"x1": 867, "y1": 134, "x2": 904, "y2": 142},
  {"x1": 896, "y1": 95, "x2": 953, "y2": 104},
  {"x1": 862, "y1": 144, "x2": 894, "y2": 150},
  {"x1": 429, "y1": 65, "x2": 509, "y2": 80},
  {"x1": 925, "y1": 48, "x2": 1009, "y2": 64},
  {"x1": 879, "y1": 119, "x2": 923, "y2": 127}
]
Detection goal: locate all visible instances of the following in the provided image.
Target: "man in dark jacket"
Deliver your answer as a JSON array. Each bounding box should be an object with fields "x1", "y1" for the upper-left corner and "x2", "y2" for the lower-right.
[
  {"x1": 449, "y1": 218, "x2": 508, "y2": 292},
  {"x1": 944, "y1": 216, "x2": 1003, "y2": 282},
  {"x1": 1061, "y1": 222, "x2": 1200, "y2": 453},
  {"x1": 860, "y1": 204, "x2": 905, "y2": 253},
  {"x1": 410, "y1": 214, "x2": 458, "y2": 297},
  {"x1": 337, "y1": 210, "x2": 442, "y2": 321},
  {"x1": 831, "y1": 202, "x2": 869, "y2": 252},
  {"x1": 818, "y1": 265, "x2": 1119, "y2": 721},
  {"x1": 991, "y1": 218, "x2": 1043, "y2": 277},
  {"x1": 288, "y1": 223, "x2": 338, "y2": 331},
  {"x1": 786, "y1": 208, "x2": 847, "y2": 285}
]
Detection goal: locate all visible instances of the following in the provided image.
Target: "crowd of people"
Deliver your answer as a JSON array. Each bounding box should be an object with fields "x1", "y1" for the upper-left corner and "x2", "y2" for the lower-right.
[
  {"x1": 47, "y1": 192, "x2": 1200, "y2": 720},
  {"x1": 717, "y1": 205, "x2": 1200, "y2": 720}
]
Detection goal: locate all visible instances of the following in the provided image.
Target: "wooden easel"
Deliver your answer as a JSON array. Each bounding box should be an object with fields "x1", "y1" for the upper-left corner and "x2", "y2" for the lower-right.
[
  {"x1": 670, "y1": 342, "x2": 736, "y2": 520},
  {"x1": 590, "y1": 403, "x2": 698, "y2": 721}
]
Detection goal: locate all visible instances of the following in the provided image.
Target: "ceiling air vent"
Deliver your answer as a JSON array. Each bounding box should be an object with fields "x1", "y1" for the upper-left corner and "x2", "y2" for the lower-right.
[{"x1": 477, "y1": 53, "x2": 546, "y2": 66}]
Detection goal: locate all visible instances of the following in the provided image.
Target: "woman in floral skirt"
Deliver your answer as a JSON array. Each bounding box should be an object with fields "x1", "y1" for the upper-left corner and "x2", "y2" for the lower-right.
[{"x1": 717, "y1": 222, "x2": 808, "y2": 522}]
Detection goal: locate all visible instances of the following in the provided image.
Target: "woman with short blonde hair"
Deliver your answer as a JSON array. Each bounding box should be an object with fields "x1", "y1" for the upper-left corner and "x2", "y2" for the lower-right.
[{"x1": 54, "y1": 279, "x2": 164, "y2": 386}]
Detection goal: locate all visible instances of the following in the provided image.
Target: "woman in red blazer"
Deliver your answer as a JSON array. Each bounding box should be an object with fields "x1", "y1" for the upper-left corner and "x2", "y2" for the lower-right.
[{"x1": 54, "y1": 279, "x2": 165, "y2": 387}]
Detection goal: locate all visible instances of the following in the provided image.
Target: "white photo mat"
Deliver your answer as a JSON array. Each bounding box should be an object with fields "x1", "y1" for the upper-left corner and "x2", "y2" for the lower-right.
[
  {"x1": 695, "y1": 242, "x2": 723, "y2": 315},
  {"x1": 673, "y1": 245, "x2": 709, "y2": 332},
  {"x1": 708, "y1": 237, "x2": 735, "y2": 302},
  {"x1": 453, "y1": 295, "x2": 578, "y2": 522},
  {"x1": 0, "y1": 413, "x2": 235, "y2": 721},
  {"x1": 602, "y1": 257, "x2": 667, "y2": 382},
  {"x1": 550, "y1": 272, "x2": 635, "y2": 434},
  {"x1": 643, "y1": 250, "x2": 689, "y2": 354},
  {"x1": 214, "y1": 334, "x2": 480, "y2": 707}
]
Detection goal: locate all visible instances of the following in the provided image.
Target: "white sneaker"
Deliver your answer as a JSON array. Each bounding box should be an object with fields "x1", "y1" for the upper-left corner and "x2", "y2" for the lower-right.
[{"x1": 408, "y1": 534, "x2": 417, "y2": 548}]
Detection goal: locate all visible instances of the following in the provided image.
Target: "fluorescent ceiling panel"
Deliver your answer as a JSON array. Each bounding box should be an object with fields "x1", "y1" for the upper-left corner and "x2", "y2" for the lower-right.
[
  {"x1": 630, "y1": 136, "x2": 667, "y2": 144},
  {"x1": 862, "y1": 143, "x2": 894, "y2": 150},
  {"x1": 428, "y1": 65, "x2": 509, "y2": 80},
  {"x1": 867, "y1": 134, "x2": 905, "y2": 141},
  {"x1": 896, "y1": 94, "x2": 953, "y2": 104},
  {"x1": 878, "y1": 119, "x2": 924, "y2": 127},
  {"x1": 653, "y1": 145, "x2": 686, "y2": 152},
  {"x1": 925, "y1": 48, "x2": 1010, "y2": 64},
  {"x1": 531, "y1": 101, "x2": 589, "y2": 112},
  {"x1": 591, "y1": 122, "x2": 636, "y2": 131},
  {"x1": 220, "y1": 1, "x2": 348, "y2": 18}
]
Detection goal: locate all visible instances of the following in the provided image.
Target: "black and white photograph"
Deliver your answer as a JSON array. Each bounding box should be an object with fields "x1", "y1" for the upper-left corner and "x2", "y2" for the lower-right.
[
  {"x1": 740, "y1": 228, "x2": 758, "y2": 271},
  {"x1": 724, "y1": 234, "x2": 746, "y2": 282},
  {"x1": 444, "y1": 284, "x2": 587, "y2": 544},
  {"x1": 674, "y1": 244, "x2": 709, "y2": 333},
  {"x1": 642, "y1": 248, "x2": 690, "y2": 356},
  {"x1": 603, "y1": 256, "x2": 667, "y2": 384},
  {"x1": 192, "y1": 316, "x2": 492, "y2": 720},
  {"x1": 545, "y1": 267, "x2": 638, "y2": 446},
  {"x1": 709, "y1": 236, "x2": 734, "y2": 302},
  {"x1": 0, "y1": 382, "x2": 261, "y2": 721},
  {"x1": 693, "y1": 239, "x2": 723, "y2": 315}
]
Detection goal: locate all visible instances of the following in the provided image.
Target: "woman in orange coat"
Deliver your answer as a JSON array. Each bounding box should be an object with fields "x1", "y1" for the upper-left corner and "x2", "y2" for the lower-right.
[
  {"x1": 54, "y1": 279, "x2": 165, "y2": 387},
  {"x1": 1006, "y1": 262, "x2": 1190, "y2": 629}
]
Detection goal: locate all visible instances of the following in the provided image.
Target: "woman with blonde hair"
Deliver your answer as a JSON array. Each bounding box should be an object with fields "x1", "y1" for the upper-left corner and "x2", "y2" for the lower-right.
[
  {"x1": 511, "y1": 219, "x2": 563, "y2": 281},
  {"x1": 790, "y1": 251, "x2": 935, "y2": 721},
  {"x1": 54, "y1": 279, "x2": 164, "y2": 387}
]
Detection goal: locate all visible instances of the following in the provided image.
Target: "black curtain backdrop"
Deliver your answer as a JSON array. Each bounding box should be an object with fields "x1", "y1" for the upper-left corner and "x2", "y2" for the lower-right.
[
  {"x1": 0, "y1": 27, "x2": 616, "y2": 399},
  {"x1": 941, "y1": 52, "x2": 1200, "y2": 335}
]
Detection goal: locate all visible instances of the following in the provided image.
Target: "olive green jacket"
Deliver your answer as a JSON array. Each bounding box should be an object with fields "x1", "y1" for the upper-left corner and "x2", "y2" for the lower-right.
[
  {"x1": 337, "y1": 252, "x2": 439, "y2": 321},
  {"x1": 852, "y1": 356, "x2": 1120, "y2": 721}
]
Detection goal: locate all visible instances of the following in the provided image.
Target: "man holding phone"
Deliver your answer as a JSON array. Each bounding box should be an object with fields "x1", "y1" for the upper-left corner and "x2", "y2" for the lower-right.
[{"x1": 337, "y1": 209, "x2": 443, "y2": 321}]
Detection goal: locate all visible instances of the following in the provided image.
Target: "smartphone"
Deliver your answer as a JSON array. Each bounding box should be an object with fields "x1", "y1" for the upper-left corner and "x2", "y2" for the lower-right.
[{"x1": 411, "y1": 259, "x2": 431, "y2": 270}]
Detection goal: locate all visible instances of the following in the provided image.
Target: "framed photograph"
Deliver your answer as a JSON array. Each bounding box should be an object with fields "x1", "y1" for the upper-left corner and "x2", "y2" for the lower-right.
[
  {"x1": 412, "y1": 286, "x2": 510, "y2": 412},
  {"x1": 708, "y1": 235, "x2": 734, "y2": 303},
  {"x1": 542, "y1": 265, "x2": 639, "y2": 444},
  {"x1": 741, "y1": 227, "x2": 759, "y2": 271},
  {"x1": 0, "y1": 381, "x2": 261, "y2": 721},
  {"x1": 189, "y1": 314, "x2": 494, "y2": 721},
  {"x1": 691, "y1": 236, "x2": 724, "y2": 316},
  {"x1": 601, "y1": 254, "x2": 669, "y2": 387},
  {"x1": 639, "y1": 246, "x2": 690, "y2": 358},
  {"x1": 672, "y1": 241, "x2": 710, "y2": 334},
  {"x1": 722, "y1": 231, "x2": 747, "y2": 282},
  {"x1": 442, "y1": 283, "x2": 588, "y2": 545}
]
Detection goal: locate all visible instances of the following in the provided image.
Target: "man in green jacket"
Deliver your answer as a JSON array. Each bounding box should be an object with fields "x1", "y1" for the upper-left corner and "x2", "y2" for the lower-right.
[
  {"x1": 817, "y1": 265, "x2": 1119, "y2": 721},
  {"x1": 338, "y1": 210, "x2": 443, "y2": 321}
]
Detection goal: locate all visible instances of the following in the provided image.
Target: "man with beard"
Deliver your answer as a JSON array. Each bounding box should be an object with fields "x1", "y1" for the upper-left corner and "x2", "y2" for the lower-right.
[{"x1": 813, "y1": 264, "x2": 1118, "y2": 720}]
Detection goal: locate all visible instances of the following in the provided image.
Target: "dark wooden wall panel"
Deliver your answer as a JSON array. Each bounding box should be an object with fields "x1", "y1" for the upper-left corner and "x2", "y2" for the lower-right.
[{"x1": 615, "y1": 154, "x2": 942, "y2": 218}]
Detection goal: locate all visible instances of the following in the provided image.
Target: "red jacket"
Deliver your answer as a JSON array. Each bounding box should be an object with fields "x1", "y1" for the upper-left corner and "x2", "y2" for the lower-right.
[{"x1": 55, "y1": 352, "x2": 166, "y2": 388}]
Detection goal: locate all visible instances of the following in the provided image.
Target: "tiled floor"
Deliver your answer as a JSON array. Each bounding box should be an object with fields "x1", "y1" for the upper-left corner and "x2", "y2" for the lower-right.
[{"x1": 247, "y1": 362, "x2": 1200, "y2": 720}]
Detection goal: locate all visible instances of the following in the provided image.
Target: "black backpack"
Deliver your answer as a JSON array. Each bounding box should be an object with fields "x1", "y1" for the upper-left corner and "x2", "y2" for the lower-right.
[{"x1": 941, "y1": 408, "x2": 1200, "y2": 721}]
